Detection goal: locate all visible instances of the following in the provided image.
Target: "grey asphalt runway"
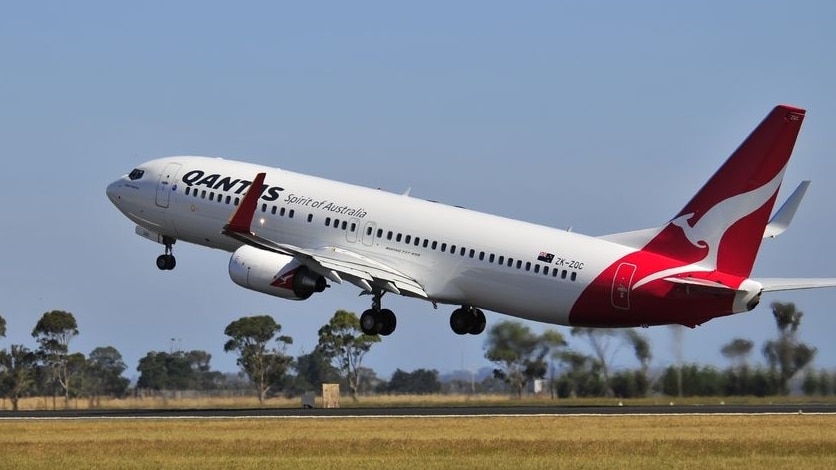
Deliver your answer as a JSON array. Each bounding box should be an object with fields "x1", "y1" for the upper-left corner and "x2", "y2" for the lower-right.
[{"x1": 2, "y1": 404, "x2": 835, "y2": 419}]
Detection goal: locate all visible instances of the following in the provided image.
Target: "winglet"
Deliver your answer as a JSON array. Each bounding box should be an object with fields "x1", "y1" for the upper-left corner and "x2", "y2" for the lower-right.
[
  {"x1": 763, "y1": 180, "x2": 811, "y2": 238},
  {"x1": 225, "y1": 172, "x2": 267, "y2": 233}
]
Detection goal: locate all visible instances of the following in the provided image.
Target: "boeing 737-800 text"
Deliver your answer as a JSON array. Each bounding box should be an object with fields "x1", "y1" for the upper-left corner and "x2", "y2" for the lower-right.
[{"x1": 106, "y1": 105, "x2": 836, "y2": 336}]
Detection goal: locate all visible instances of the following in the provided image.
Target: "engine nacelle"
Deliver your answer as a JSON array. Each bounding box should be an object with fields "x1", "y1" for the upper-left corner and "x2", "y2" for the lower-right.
[{"x1": 228, "y1": 245, "x2": 327, "y2": 300}]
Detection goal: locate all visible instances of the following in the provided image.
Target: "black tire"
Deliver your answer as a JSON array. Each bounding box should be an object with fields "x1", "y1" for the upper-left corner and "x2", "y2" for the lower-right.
[
  {"x1": 156, "y1": 255, "x2": 169, "y2": 270},
  {"x1": 379, "y1": 309, "x2": 397, "y2": 336},
  {"x1": 469, "y1": 308, "x2": 486, "y2": 335},
  {"x1": 449, "y1": 308, "x2": 472, "y2": 335},
  {"x1": 360, "y1": 309, "x2": 379, "y2": 335},
  {"x1": 165, "y1": 255, "x2": 176, "y2": 270}
]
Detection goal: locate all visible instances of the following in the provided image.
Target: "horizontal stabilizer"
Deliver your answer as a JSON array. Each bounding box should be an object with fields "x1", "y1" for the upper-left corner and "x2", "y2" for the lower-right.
[
  {"x1": 756, "y1": 278, "x2": 836, "y2": 292},
  {"x1": 763, "y1": 181, "x2": 810, "y2": 238},
  {"x1": 663, "y1": 276, "x2": 739, "y2": 292}
]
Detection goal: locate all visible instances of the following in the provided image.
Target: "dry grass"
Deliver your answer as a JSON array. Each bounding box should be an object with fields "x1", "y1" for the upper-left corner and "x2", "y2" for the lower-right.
[
  {"x1": 1, "y1": 415, "x2": 835, "y2": 469},
  {"x1": 5, "y1": 393, "x2": 835, "y2": 411}
]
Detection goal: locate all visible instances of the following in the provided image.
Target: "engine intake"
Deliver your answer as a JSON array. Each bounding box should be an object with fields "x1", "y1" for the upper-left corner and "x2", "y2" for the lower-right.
[{"x1": 228, "y1": 245, "x2": 327, "y2": 300}]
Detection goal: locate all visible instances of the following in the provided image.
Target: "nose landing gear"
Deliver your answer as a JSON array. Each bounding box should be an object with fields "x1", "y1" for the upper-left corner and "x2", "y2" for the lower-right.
[{"x1": 156, "y1": 237, "x2": 177, "y2": 271}]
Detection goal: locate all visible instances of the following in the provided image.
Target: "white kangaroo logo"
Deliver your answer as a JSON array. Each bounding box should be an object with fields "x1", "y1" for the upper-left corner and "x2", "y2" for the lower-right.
[{"x1": 632, "y1": 166, "x2": 786, "y2": 289}]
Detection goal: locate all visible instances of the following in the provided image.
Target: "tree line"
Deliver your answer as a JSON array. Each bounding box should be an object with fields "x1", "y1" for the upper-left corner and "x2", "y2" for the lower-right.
[{"x1": 1, "y1": 302, "x2": 832, "y2": 410}]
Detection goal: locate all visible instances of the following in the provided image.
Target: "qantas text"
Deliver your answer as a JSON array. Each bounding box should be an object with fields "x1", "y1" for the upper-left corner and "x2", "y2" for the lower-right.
[{"x1": 181, "y1": 170, "x2": 284, "y2": 202}]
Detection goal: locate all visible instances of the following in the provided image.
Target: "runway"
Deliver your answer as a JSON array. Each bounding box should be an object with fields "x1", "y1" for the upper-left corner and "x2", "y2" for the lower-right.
[{"x1": 3, "y1": 403, "x2": 836, "y2": 419}]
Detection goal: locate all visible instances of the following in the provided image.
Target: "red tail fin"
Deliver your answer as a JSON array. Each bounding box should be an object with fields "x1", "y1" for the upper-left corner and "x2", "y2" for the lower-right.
[{"x1": 643, "y1": 105, "x2": 806, "y2": 277}]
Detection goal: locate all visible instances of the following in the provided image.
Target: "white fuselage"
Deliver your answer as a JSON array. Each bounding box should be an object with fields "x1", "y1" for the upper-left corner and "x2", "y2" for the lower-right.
[{"x1": 107, "y1": 156, "x2": 633, "y2": 325}]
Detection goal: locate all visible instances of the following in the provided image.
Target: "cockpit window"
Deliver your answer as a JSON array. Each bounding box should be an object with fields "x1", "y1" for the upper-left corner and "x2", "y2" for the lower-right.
[{"x1": 128, "y1": 169, "x2": 145, "y2": 180}]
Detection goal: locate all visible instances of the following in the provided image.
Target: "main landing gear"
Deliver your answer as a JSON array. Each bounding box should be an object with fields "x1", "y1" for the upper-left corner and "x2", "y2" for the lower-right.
[
  {"x1": 359, "y1": 290, "x2": 487, "y2": 337},
  {"x1": 449, "y1": 306, "x2": 486, "y2": 335},
  {"x1": 156, "y1": 236, "x2": 177, "y2": 271},
  {"x1": 360, "y1": 291, "x2": 396, "y2": 336}
]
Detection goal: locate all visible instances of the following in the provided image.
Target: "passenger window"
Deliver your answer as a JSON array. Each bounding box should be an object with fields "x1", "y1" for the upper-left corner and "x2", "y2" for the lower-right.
[
  {"x1": 534, "y1": 264, "x2": 540, "y2": 273},
  {"x1": 498, "y1": 255, "x2": 504, "y2": 265},
  {"x1": 561, "y1": 270, "x2": 567, "y2": 279},
  {"x1": 307, "y1": 214, "x2": 313, "y2": 223},
  {"x1": 225, "y1": 196, "x2": 231, "y2": 204},
  {"x1": 525, "y1": 262, "x2": 531, "y2": 271},
  {"x1": 341, "y1": 221, "x2": 347, "y2": 230},
  {"x1": 460, "y1": 247, "x2": 466, "y2": 256},
  {"x1": 422, "y1": 239, "x2": 428, "y2": 248},
  {"x1": 405, "y1": 235, "x2": 411, "y2": 244},
  {"x1": 288, "y1": 210, "x2": 295, "y2": 218},
  {"x1": 234, "y1": 197, "x2": 240, "y2": 205},
  {"x1": 201, "y1": 190, "x2": 206, "y2": 199},
  {"x1": 271, "y1": 206, "x2": 277, "y2": 215},
  {"x1": 387, "y1": 231, "x2": 393, "y2": 240},
  {"x1": 367, "y1": 226, "x2": 373, "y2": 236},
  {"x1": 325, "y1": 217, "x2": 331, "y2": 226},
  {"x1": 571, "y1": 272, "x2": 577, "y2": 281},
  {"x1": 185, "y1": 187, "x2": 191, "y2": 196},
  {"x1": 516, "y1": 260, "x2": 522, "y2": 269},
  {"x1": 396, "y1": 233, "x2": 402, "y2": 242},
  {"x1": 450, "y1": 245, "x2": 456, "y2": 254},
  {"x1": 351, "y1": 223, "x2": 357, "y2": 232},
  {"x1": 281, "y1": 208, "x2": 286, "y2": 216},
  {"x1": 431, "y1": 241, "x2": 438, "y2": 250},
  {"x1": 440, "y1": 243, "x2": 446, "y2": 251},
  {"x1": 377, "y1": 229, "x2": 383, "y2": 238},
  {"x1": 469, "y1": 249, "x2": 475, "y2": 258}
]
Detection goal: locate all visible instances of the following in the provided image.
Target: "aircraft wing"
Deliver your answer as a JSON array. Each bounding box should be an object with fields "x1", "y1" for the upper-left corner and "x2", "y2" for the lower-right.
[
  {"x1": 755, "y1": 278, "x2": 836, "y2": 292},
  {"x1": 222, "y1": 172, "x2": 429, "y2": 299}
]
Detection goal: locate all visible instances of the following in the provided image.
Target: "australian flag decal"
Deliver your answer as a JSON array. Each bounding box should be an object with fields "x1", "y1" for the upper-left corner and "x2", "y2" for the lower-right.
[{"x1": 537, "y1": 251, "x2": 554, "y2": 263}]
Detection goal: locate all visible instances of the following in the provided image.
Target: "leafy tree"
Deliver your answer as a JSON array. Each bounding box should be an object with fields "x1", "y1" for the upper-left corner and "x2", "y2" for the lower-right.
[
  {"x1": 31, "y1": 310, "x2": 79, "y2": 405},
  {"x1": 570, "y1": 327, "x2": 621, "y2": 397},
  {"x1": 0, "y1": 345, "x2": 38, "y2": 411},
  {"x1": 85, "y1": 346, "x2": 130, "y2": 403},
  {"x1": 623, "y1": 329, "x2": 652, "y2": 397},
  {"x1": 294, "y1": 349, "x2": 341, "y2": 392},
  {"x1": 721, "y1": 338, "x2": 754, "y2": 369},
  {"x1": 484, "y1": 321, "x2": 566, "y2": 397},
  {"x1": 136, "y1": 350, "x2": 219, "y2": 392},
  {"x1": 0, "y1": 313, "x2": 6, "y2": 338},
  {"x1": 554, "y1": 350, "x2": 605, "y2": 398},
  {"x1": 762, "y1": 302, "x2": 817, "y2": 395},
  {"x1": 317, "y1": 310, "x2": 381, "y2": 400},
  {"x1": 386, "y1": 368, "x2": 442, "y2": 395},
  {"x1": 224, "y1": 315, "x2": 294, "y2": 403}
]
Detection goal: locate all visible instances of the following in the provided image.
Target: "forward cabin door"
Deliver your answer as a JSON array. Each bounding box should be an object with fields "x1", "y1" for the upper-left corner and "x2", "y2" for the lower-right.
[{"x1": 156, "y1": 163, "x2": 182, "y2": 208}]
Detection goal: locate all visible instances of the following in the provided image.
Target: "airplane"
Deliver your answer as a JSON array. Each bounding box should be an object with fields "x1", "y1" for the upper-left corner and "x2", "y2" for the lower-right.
[{"x1": 106, "y1": 105, "x2": 836, "y2": 336}]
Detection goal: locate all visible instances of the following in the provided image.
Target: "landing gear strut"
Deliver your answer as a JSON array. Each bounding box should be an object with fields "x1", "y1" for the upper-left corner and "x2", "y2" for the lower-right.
[
  {"x1": 156, "y1": 236, "x2": 177, "y2": 271},
  {"x1": 360, "y1": 290, "x2": 397, "y2": 336},
  {"x1": 450, "y1": 306, "x2": 486, "y2": 335}
]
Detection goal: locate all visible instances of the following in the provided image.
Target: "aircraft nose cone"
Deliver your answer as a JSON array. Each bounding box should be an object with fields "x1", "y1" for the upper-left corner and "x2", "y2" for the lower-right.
[{"x1": 106, "y1": 181, "x2": 122, "y2": 204}]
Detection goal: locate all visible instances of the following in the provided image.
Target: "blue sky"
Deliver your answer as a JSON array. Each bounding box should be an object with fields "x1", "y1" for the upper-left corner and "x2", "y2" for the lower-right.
[{"x1": 2, "y1": 1, "x2": 836, "y2": 380}]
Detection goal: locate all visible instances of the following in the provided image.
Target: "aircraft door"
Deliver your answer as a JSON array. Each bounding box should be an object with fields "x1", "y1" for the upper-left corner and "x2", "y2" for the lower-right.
[
  {"x1": 346, "y1": 218, "x2": 361, "y2": 243},
  {"x1": 361, "y1": 221, "x2": 376, "y2": 246},
  {"x1": 156, "y1": 163, "x2": 182, "y2": 208},
  {"x1": 611, "y1": 263, "x2": 636, "y2": 310}
]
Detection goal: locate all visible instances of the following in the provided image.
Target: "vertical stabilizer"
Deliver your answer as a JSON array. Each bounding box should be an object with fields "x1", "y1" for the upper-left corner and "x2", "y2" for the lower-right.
[{"x1": 642, "y1": 105, "x2": 806, "y2": 277}]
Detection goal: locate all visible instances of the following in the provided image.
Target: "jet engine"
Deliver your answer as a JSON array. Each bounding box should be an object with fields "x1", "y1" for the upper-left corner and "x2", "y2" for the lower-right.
[{"x1": 228, "y1": 245, "x2": 327, "y2": 300}]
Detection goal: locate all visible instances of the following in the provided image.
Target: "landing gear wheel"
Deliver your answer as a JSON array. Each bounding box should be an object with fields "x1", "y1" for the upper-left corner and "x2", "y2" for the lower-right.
[
  {"x1": 379, "y1": 309, "x2": 396, "y2": 336},
  {"x1": 360, "y1": 309, "x2": 380, "y2": 335},
  {"x1": 450, "y1": 308, "x2": 471, "y2": 335},
  {"x1": 157, "y1": 237, "x2": 177, "y2": 270},
  {"x1": 450, "y1": 307, "x2": 486, "y2": 335},
  {"x1": 469, "y1": 308, "x2": 486, "y2": 335},
  {"x1": 156, "y1": 254, "x2": 176, "y2": 270}
]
